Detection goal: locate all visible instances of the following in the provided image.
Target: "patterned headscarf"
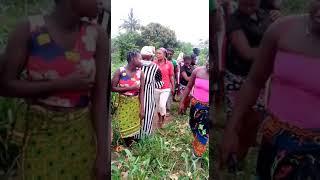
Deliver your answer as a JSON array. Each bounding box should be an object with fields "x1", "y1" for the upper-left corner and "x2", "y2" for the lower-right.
[{"x1": 158, "y1": 47, "x2": 167, "y2": 57}]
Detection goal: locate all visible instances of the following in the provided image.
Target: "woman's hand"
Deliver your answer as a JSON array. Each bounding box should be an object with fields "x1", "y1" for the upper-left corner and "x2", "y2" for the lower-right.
[
  {"x1": 139, "y1": 107, "x2": 145, "y2": 123},
  {"x1": 171, "y1": 88, "x2": 175, "y2": 95},
  {"x1": 59, "y1": 71, "x2": 94, "y2": 90},
  {"x1": 131, "y1": 84, "x2": 140, "y2": 91},
  {"x1": 270, "y1": 10, "x2": 282, "y2": 22},
  {"x1": 179, "y1": 102, "x2": 186, "y2": 114},
  {"x1": 218, "y1": 126, "x2": 240, "y2": 169},
  {"x1": 94, "y1": 153, "x2": 108, "y2": 179}
]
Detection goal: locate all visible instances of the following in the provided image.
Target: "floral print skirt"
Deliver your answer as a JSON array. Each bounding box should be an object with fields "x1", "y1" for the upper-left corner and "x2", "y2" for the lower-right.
[
  {"x1": 224, "y1": 70, "x2": 266, "y2": 118},
  {"x1": 189, "y1": 98, "x2": 209, "y2": 157},
  {"x1": 256, "y1": 116, "x2": 320, "y2": 180}
]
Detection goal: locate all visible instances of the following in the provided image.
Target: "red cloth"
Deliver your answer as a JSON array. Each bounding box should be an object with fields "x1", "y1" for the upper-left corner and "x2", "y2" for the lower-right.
[{"x1": 155, "y1": 59, "x2": 174, "y2": 89}]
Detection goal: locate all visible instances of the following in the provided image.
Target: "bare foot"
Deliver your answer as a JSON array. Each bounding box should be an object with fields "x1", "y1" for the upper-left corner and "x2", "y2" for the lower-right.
[{"x1": 159, "y1": 116, "x2": 165, "y2": 128}]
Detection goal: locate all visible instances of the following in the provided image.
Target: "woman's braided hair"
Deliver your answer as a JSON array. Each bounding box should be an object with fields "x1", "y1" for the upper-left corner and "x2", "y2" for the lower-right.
[{"x1": 126, "y1": 50, "x2": 140, "y2": 63}]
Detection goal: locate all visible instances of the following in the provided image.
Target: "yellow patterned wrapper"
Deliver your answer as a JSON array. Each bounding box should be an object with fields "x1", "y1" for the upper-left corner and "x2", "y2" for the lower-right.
[
  {"x1": 37, "y1": 33, "x2": 51, "y2": 45},
  {"x1": 65, "y1": 51, "x2": 80, "y2": 63}
]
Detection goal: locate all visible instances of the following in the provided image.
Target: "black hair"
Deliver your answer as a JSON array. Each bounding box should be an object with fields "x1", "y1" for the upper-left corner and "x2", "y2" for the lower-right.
[
  {"x1": 191, "y1": 54, "x2": 197, "y2": 60},
  {"x1": 193, "y1": 48, "x2": 200, "y2": 55},
  {"x1": 166, "y1": 48, "x2": 175, "y2": 54},
  {"x1": 183, "y1": 55, "x2": 192, "y2": 62},
  {"x1": 54, "y1": 0, "x2": 60, "y2": 4},
  {"x1": 126, "y1": 50, "x2": 140, "y2": 63}
]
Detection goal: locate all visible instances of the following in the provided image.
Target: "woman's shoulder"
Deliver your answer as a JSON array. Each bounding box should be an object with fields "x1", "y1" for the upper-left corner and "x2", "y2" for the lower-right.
[
  {"x1": 276, "y1": 15, "x2": 303, "y2": 26},
  {"x1": 264, "y1": 15, "x2": 303, "y2": 38},
  {"x1": 193, "y1": 66, "x2": 204, "y2": 74}
]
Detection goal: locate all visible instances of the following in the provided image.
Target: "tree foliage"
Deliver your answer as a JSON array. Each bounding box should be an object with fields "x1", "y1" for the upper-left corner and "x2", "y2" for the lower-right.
[
  {"x1": 112, "y1": 32, "x2": 141, "y2": 63},
  {"x1": 140, "y1": 23, "x2": 179, "y2": 49},
  {"x1": 119, "y1": 8, "x2": 141, "y2": 33},
  {"x1": 177, "y1": 41, "x2": 193, "y2": 55}
]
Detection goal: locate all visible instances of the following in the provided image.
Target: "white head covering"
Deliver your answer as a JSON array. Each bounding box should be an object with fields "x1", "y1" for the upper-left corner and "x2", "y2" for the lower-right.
[
  {"x1": 177, "y1": 52, "x2": 184, "y2": 66},
  {"x1": 141, "y1": 46, "x2": 155, "y2": 56}
]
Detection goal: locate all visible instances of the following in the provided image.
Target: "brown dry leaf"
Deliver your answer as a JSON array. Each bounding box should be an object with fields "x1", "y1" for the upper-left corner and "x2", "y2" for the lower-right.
[{"x1": 114, "y1": 145, "x2": 124, "y2": 152}]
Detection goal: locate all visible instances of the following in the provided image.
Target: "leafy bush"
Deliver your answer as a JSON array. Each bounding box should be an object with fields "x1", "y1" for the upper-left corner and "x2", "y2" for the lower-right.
[{"x1": 282, "y1": 0, "x2": 308, "y2": 15}]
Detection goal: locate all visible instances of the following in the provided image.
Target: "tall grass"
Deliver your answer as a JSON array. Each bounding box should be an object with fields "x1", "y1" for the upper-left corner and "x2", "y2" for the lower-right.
[{"x1": 111, "y1": 102, "x2": 209, "y2": 179}]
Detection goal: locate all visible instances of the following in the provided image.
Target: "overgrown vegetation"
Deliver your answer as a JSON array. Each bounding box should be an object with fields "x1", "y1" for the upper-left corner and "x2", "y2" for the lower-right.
[{"x1": 111, "y1": 100, "x2": 209, "y2": 179}]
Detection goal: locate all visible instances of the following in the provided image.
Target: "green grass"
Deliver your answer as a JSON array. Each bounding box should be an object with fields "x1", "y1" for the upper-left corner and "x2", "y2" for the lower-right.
[{"x1": 111, "y1": 102, "x2": 209, "y2": 179}]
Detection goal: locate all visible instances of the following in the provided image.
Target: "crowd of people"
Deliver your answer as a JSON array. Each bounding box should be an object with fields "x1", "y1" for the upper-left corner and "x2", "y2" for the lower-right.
[
  {"x1": 214, "y1": 0, "x2": 320, "y2": 179},
  {"x1": 111, "y1": 46, "x2": 210, "y2": 159}
]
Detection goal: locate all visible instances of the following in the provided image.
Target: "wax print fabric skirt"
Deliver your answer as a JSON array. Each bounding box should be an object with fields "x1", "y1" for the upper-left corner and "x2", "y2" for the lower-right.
[
  {"x1": 189, "y1": 98, "x2": 209, "y2": 157},
  {"x1": 256, "y1": 115, "x2": 320, "y2": 180},
  {"x1": 224, "y1": 70, "x2": 266, "y2": 118},
  {"x1": 8, "y1": 100, "x2": 96, "y2": 180},
  {"x1": 115, "y1": 94, "x2": 140, "y2": 138}
]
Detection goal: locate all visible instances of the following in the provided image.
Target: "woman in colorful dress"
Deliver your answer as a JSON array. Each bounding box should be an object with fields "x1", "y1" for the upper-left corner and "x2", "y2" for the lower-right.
[
  {"x1": 179, "y1": 60, "x2": 209, "y2": 158},
  {"x1": 154, "y1": 48, "x2": 174, "y2": 128},
  {"x1": 111, "y1": 51, "x2": 145, "y2": 147},
  {"x1": 220, "y1": 0, "x2": 320, "y2": 179},
  {"x1": 1, "y1": 0, "x2": 108, "y2": 179},
  {"x1": 134, "y1": 46, "x2": 163, "y2": 140}
]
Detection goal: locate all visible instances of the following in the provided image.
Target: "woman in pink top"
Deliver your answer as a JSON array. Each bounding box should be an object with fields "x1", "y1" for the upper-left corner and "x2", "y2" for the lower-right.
[
  {"x1": 179, "y1": 60, "x2": 209, "y2": 158},
  {"x1": 220, "y1": 0, "x2": 320, "y2": 179},
  {"x1": 154, "y1": 48, "x2": 174, "y2": 128}
]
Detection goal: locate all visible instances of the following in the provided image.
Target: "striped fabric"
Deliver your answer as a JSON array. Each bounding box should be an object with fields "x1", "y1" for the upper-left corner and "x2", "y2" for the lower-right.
[{"x1": 134, "y1": 63, "x2": 163, "y2": 139}]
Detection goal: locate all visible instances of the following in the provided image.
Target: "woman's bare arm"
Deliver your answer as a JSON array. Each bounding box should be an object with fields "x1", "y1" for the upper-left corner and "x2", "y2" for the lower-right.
[
  {"x1": 227, "y1": 18, "x2": 285, "y2": 132},
  {"x1": 139, "y1": 71, "x2": 145, "y2": 110},
  {"x1": 180, "y1": 68, "x2": 198, "y2": 104},
  {"x1": 169, "y1": 63, "x2": 175, "y2": 90},
  {"x1": 181, "y1": 71, "x2": 191, "y2": 82},
  {"x1": 91, "y1": 26, "x2": 108, "y2": 159},
  {"x1": 229, "y1": 30, "x2": 258, "y2": 62}
]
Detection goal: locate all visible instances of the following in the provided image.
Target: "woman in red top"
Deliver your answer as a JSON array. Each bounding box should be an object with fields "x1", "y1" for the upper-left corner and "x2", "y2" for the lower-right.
[{"x1": 154, "y1": 48, "x2": 174, "y2": 128}]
